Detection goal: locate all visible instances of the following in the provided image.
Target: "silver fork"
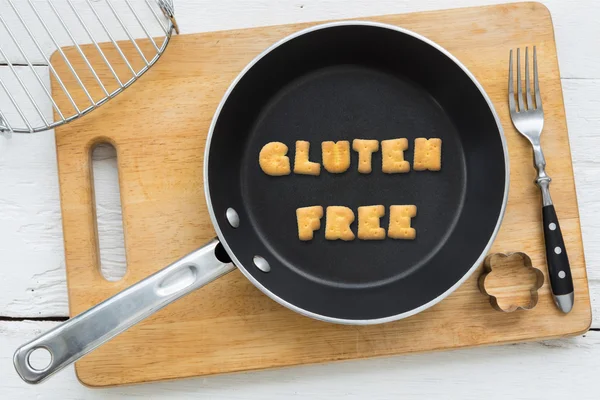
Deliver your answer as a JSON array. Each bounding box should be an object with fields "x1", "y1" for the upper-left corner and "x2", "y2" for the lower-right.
[{"x1": 508, "y1": 46, "x2": 574, "y2": 313}]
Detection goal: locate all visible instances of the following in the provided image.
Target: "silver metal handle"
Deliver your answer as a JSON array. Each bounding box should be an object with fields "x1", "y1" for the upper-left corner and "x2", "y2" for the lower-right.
[
  {"x1": 14, "y1": 239, "x2": 235, "y2": 384},
  {"x1": 532, "y1": 141, "x2": 553, "y2": 207}
]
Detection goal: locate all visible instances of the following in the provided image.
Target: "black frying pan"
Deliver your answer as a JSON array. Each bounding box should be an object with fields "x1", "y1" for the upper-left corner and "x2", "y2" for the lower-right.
[{"x1": 15, "y1": 22, "x2": 508, "y2": 384}]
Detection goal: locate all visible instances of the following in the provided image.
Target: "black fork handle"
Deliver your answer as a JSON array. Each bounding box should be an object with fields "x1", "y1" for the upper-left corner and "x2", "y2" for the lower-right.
[{"x1": 542, "y1": 205, "x2": 574, "y2": 312}]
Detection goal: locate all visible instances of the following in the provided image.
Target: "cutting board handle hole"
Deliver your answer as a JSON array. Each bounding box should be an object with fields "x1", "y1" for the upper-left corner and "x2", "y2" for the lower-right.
[{"x1": 91, "y1": 142, "x2": 127, "y2": 282}]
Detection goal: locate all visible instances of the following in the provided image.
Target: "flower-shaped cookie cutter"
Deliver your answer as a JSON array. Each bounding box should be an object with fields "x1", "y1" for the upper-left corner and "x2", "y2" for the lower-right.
[{"x1": 478, "y1": 252, "x2": 545, "y2": 312}]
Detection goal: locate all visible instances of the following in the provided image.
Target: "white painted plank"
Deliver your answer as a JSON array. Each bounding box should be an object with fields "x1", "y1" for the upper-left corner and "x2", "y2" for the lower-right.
[
  {"x1": 562, "y1": 79, "x2": 600, "y2": 322},
  {"x1": 0, "y1": 66, "x2": 68, "y2": 317},
  {"x1": 2, "y1": 321, "x2": 600, "y2": 398},
  {"x1": 0, "y1": 1, "x2": 599, "y2": 79},
  {"x1": 0, "y1": 66, "x2": 53, "y2": 132},
  {"x1": 0, "y1": 0, "x2": 170, "y2": 65},
  {"x1": 173, "y1": 0, "x2": 600, "y2": 79},
  {"x1": 0, "y1": 128, "x2": 68, "y2": 317},
  {"x1": 0, "y1": 67, "x2": 126, "y2": 315}
]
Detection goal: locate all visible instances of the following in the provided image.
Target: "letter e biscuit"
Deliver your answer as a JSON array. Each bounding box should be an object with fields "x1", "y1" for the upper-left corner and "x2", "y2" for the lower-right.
[
  {"x1": 382, "y1": 139, "x2": 410, "y2": 173},
  {"x1": 388, "y1": 205, "x2": 417, "y2": 240},
  {"x1": 358, "y1": 205, "x2": 386, "y2": 240}
]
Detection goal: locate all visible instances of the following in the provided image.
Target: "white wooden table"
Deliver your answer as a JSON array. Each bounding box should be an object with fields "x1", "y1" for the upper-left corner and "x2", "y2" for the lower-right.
[{"x1": 1, "y1": 0, "x2": 599, "y2": 398}]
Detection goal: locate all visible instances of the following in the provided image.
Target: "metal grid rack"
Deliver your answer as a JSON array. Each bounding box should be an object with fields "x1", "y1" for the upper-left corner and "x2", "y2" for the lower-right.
[{"x1": 0, "y1": 0, "x2": 178, "y2": 134}]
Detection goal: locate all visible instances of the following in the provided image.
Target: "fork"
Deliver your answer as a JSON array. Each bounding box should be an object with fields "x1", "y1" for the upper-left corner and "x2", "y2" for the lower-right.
[{"x1": 508, "y1": 46, "x2": 574, "y2": 313}]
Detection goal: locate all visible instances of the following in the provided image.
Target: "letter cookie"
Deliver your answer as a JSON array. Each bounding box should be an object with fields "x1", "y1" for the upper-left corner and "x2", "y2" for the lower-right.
[
  {"x1": 294, "y1": 140, "x2": 321, "y2": 176},
  {"x1": 352, "y1": 139, "x2": 379, "y2": 174},
  {"x1": 414, "y1": 138, "x2": 442, "y2": 171},
  {"x1": 325, "y1": 206, "x2": 355, "y2": 241},
  {"x1": 381, "y1": 138, "x2": 410, "y2": 173},
  {"x1": 322, "y1": 141, "x2": 351, "y2": 174},
  {"x1": 296, "y1": 206, "x2": 324, "y2": 241},
  {"x1": 259, "y1": 142, "x2": 291, "y2": 176},
  {"x1": 357, "y1": 205, "x2": 386, "y2": 240},
  {"x1": 388, "y1": 205, "x2": 417, "y2": 240}
]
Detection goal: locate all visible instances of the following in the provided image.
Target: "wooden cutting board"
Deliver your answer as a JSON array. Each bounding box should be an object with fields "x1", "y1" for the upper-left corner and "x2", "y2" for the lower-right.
[{"x1": 53, "y1": 2, "x2": 591, "y2": 387}]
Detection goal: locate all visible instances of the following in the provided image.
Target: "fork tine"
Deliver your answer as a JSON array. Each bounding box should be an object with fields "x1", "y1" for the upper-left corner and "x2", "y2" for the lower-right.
[
  {"x1": 525, "y1": 47, "x2": 533, "y2": 110},
  {"x1": 517, "y1": 48, "x2": 525, "y2": 112},
  {"x1": 534, "y1": 46, "x2": 542, "y2": 110},
  {"x1": 508, "y1": 49, "x2": 516, "y2": 113}
]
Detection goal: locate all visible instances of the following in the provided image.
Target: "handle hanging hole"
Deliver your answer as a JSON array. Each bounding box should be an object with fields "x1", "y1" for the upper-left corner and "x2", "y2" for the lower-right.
[{"x1": 27, "y1": 347, "x2": 52, "y2": 371}]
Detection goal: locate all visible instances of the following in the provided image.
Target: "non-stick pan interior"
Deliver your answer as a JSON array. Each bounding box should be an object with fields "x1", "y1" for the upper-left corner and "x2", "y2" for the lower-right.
[{"x1": 207, "y1": 23, "x2": 507, "y2": 322}]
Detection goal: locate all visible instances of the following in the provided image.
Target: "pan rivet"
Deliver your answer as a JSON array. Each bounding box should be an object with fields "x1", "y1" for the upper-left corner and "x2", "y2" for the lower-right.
[
  {"x1": 226, "y1": 208, "x2": 240, "y2": 228},
  {"x1": 253, "y1": 256, "x2": 271, "y2": 273}
]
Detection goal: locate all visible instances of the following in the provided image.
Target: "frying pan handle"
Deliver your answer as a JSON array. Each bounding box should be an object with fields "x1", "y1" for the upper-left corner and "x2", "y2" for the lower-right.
[{"x1": 13, "y1": 239, "x2": 235, "y2": 384}]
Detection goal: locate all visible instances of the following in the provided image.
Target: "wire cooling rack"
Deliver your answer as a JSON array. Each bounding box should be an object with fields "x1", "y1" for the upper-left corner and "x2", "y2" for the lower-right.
[{"x1": 0, "y1": 0, "x2": 178, "y2": 134}]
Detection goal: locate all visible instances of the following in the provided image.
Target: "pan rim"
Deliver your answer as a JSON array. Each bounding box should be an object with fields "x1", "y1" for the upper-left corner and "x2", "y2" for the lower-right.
[{"x1": 204, "y1": 20, "x2": 510, "y2": 325}]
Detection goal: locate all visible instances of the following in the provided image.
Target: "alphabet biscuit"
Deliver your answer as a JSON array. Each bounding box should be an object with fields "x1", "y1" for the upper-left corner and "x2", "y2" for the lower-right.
[
  {"x1": 414, "y1": 138, "x2": 442, "y2": 171},
  {"x1": 357, "y1": 205, "x2": 386, "y2": 240},
  {"x1": 352, "y1": 139, "x2": 379, "y2": 174},
  {"x1": 381, "y1": 138, "x2": 410, "y2": 173},
  {"x1": 259, "y1": 142, "x2": 291, "y2": 176},
  {"x1": 296, "y1": 206, "x2": 324, "y2": 241},
  {"x1": 325, "y1": 206, "x2": 355, "y2": 241},
  {"x1": 322, "y1": 141, "x2": 351, "y2": 174},
  {"x1": 388, "y1": 205, "x2": 417, "y2": 240},
  {"x1": 294, "y1": 140, "x2": 321, "y2": 176}
]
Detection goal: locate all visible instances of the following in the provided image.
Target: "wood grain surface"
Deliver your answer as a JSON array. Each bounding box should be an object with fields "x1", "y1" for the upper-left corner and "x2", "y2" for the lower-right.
[{"x1": 51, "y1": 2, "x2": 591, "y2": 387}]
